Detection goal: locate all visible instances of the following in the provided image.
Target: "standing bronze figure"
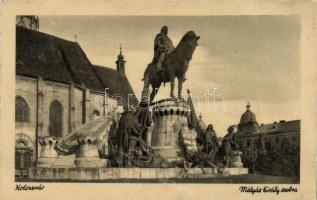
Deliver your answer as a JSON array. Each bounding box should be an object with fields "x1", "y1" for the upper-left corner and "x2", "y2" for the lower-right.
[{"x1": 220, "y1": 126, "x2": 238, "y2": 167}]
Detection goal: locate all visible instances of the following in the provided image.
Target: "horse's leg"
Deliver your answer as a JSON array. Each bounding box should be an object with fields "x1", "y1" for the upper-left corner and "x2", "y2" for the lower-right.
[
  {"x1": 170, "y1": 77, "x2": 176, "y2": 99},
  {"x1": 141, "y1": 74, "x2": 150, "y2": 103},
  {"x1": 178, "y1": 77, "x2": 183, "y2": 100},
  {"x1": 150, "y1": 83, "x2": 161, "y2": 103}
]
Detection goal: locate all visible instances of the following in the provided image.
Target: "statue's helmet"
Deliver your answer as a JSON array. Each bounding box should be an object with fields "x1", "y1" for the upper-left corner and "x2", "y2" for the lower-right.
[
  {"x1": 227, "y1": 126, "x2": 234, "y2": 133},
  {"x1": 207, "y1": 124, "x2": 213, "y2": 131},
  {"x1": 161, "y1": 25, "x2": 168, "y2": 35}
]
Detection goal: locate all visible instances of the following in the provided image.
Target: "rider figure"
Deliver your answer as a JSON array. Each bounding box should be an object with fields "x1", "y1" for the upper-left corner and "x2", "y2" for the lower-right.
[{"x1": 153, "y1": 26, "x2": 174, "y2": 73}]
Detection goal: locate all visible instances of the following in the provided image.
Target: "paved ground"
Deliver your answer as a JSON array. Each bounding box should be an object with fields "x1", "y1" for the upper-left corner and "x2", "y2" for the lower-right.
[{"x1": 16, "y1": 174, "x2": 299, "y2": 184}]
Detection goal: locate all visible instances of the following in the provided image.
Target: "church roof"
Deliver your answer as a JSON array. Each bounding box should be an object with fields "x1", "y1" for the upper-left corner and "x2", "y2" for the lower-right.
[
  {"x1": 93, "y1": 65, "x2": 138, "y2": 106},
  {"x1": 17, "y1": 26, "x2": 73, "y2": 83},
  {"x1": 16, "y1": 26, "x2": 104, "y2": 91},
  {"x1": 16, "y1": 26, "x2": 138, "y2": 105}
]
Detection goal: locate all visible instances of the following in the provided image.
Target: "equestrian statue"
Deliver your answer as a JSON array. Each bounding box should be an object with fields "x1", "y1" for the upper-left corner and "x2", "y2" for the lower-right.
[{"x1": 141, "y1": 26, "x2": 200, "y2": 105}]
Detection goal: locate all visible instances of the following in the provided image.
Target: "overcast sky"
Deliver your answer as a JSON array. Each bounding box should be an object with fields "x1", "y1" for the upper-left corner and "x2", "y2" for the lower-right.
[{"x1": 38, "y1": 16, "x2": 300, "y2": 136}]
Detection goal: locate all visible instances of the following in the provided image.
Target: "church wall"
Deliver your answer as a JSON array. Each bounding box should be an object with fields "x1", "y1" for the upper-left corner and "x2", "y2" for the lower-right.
[
  {"x1": 88, "y1": 91, "x2": 124, "y2": 122},
  {"x1": 15, "y1": 75, "x2": 125, "y2": 140},
  {"x1": 15, "y1": 75, "x2": 37, "y2": 143},
  {"x1": 89, "y1": 92, "x2": 105, "y2": 120},
  {"x1": 73, "y1": 86, "x2": 84, "y2": 129},
  {"x1": 43, "y1": 80, "x2": 70, "y2": 137}
]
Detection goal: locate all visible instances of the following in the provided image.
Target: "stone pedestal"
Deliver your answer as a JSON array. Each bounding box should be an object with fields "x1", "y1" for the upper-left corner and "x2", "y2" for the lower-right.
[
  {"x1": 74, "y1": 135, "x2": 107, "y2": 168},
  {"x1": 150, "y1": 99, "x2": 197, "y2": 162},
  {"x1": 231, "y1": 151, "x2": 244, "y2": 168},
  {"x1": 37, "y1": 137, "x2": 59, "y2": 167}
]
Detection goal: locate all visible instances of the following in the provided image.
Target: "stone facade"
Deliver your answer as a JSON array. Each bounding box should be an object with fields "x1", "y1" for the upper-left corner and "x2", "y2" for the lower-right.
[
  {"x1": 16, "y1": 76, "x2": 38, "y2": 144},
  {"x1": 37, "y1": 137, "x2": 59, "y2": 167},
  {"x1": 29, "y1": 167, "x2": 236, "y2": 181},
  {"x1": 150, "y1": 99, "x2": 196, "y2": 162},
  {"x1": 15, "y1": 22, "x2": 137, "y2": 177},
  {"x1": 74, "y1": 135, "x2": 107, "y2": 168},
  {"x1": 43, "y1": 80, "x2": 70, "y2": 137},
  {"x1": 235, "y1": 120, "x2": 300, "y2": 150},
  {"x1": 15, "y1": 75, "x2": 121, "y2": 166}
]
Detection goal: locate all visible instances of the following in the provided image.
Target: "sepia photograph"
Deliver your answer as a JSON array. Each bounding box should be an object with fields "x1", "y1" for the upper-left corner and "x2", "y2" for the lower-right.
[{"x1": 14, "y1": 15, "x2": 301, "y2": 184}]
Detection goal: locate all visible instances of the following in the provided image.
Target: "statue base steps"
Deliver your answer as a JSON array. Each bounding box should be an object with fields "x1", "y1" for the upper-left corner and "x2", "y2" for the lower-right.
[
  {"x1": 74, "y1": 157, "x2": 107, "y2": 168},
  {"x1": 51, "y1": 155, "x2": 76, "y2": 168},
  {"x1": 29, "y1": 167, "x2": 248, "y2": 180},
  {"x1": 36, "y1": 158, "x2": 56, "y2": 168},
  {"x1": 223, "y1": 167, "x2": 249, "y2": 175}
]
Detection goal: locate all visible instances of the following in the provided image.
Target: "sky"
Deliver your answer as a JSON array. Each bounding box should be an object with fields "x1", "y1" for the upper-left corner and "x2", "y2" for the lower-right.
[{"x1": 38, "y1": 16, "x2": 301, "y2": 136}]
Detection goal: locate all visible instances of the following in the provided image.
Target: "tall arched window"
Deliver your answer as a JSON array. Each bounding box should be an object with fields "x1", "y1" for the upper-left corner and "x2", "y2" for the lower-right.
[
  {"x1": 49, "y1": 101, "x2": 63, "y2": 138},
  {"x1": 15, "y1": 96, "x2": 30, "y2": 122}
]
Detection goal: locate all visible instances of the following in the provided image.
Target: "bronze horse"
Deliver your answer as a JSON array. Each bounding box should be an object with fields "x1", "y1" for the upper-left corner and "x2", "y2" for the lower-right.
[{"x1": 141, "y1": 31, "x2": 200, "y2": 104}]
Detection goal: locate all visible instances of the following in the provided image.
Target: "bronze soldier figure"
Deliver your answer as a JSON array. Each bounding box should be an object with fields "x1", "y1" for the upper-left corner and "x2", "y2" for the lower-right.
[
  {"x1": 205, "y1": 124, "x2": 218, "y2": 156},
  {"x1": 152, "y1": 26, "x2": 174, "y2": 73},
  {"x1": 221, "y1": 126, "x2": 238, "y2": 167}
]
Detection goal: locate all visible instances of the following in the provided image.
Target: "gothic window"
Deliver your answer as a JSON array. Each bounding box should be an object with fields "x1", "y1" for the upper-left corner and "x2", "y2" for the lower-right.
[
  {"x1": 49, "y1": 101, "x2": 63, "y2": 138},
  {"x1": 15, "y1": 96, "x2": 30, "y2": 123}
]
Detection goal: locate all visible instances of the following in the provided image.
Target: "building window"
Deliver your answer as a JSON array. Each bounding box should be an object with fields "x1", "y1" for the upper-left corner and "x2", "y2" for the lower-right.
[
  {"x1": 292, "y1": 137, "x2": 296, "y2": 143},
  {"x1": 49, "y1": 101, "x2": 63, "y2": 138},
  {"x1": 15, "y1": 96, "x2": 30, "y2": 123},
  {"x1": 247, "y1": 140, "x2": 251, "y2": 147}
]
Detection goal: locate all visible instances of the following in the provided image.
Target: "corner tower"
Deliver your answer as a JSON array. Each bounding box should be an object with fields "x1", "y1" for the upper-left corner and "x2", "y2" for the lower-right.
[{"x1": 16, "y1": 16, "x2": 39, "y2": 31}]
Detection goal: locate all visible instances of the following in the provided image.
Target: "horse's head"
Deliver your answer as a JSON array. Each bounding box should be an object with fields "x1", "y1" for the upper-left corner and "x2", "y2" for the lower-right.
[{"x1": 176, "y1": 31, "x2": 200, "y2": 61}]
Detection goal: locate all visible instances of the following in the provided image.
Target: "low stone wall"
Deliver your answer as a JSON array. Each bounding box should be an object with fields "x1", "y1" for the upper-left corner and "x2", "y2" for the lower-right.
[
  {"x1": 29, "y1": 167, "x2": 248, "y2": 181},
  {"x1": 223, "y1": 168, "x2": 249, "y2": 175}
]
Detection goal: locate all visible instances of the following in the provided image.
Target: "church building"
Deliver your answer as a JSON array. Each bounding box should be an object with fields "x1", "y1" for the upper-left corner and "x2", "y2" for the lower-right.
[{"x1": 15, "y1": 16, "x2": 138, "y2": 177}]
